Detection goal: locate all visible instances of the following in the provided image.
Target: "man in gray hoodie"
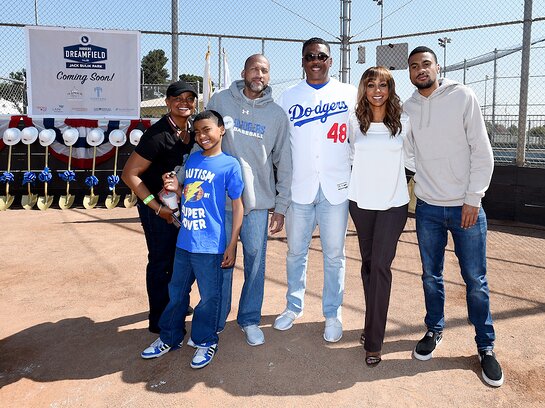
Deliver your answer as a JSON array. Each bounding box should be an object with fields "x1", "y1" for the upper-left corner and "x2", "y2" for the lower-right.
[
  {"x1": 207, "y1": 54, "x2": 292, "y2": 346},
  {"x1": 404, "y1": 46, "x2": 503, "y2": 387}
]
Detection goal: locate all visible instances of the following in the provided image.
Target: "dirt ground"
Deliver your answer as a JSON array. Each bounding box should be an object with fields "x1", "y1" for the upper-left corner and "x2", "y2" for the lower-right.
[{"x1": 1, "y1": 207, "x2": 544, "y2": 407}]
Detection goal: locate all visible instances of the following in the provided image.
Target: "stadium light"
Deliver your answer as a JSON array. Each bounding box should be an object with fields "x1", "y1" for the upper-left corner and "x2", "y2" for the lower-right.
[{"x1": 438, "y1": 37, "x2": 452, "y2": 77}]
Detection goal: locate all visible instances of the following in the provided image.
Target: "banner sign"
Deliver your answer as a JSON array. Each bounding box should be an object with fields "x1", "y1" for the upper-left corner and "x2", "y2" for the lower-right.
[{"x1": 25, "y1": 26, "x2": 141, "y2": 119}]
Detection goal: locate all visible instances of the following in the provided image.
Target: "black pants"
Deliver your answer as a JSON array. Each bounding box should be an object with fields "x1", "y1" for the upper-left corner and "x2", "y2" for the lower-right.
[
  {"x1": 349, "y1": 201, "x2": 408, "y2": 352},
  {"x1": 137, "y1": 201, "x2": 179, "y2": 332}
]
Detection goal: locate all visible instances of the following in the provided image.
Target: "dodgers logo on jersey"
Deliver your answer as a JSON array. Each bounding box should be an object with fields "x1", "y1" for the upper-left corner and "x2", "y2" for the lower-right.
[{"x1": 288, "y1": 100, "x2": 349, "y2": 127}]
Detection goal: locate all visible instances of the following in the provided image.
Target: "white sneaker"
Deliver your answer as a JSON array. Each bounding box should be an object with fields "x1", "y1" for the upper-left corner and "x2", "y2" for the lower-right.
[
  {"x1": 242, "y1": 324, "x2": 265, "y2": 346},
  {"x1": 273, "y1": 309, "x2": 302, "y2": 331},
  {"x1": 323, "y1": 317, "x2": 342, "y2": 343},
  {"x1": 186, "y1": 337, "x2": 197, "y2": 348}
]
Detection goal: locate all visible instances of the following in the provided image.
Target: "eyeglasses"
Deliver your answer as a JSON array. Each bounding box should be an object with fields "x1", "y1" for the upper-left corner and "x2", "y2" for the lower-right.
[
  {"x1": 303, "y1": 52, "x2": 330, "y2": 62},
  {"x1": 171, "y1": 96, "x2": 196, "y2": 104}
]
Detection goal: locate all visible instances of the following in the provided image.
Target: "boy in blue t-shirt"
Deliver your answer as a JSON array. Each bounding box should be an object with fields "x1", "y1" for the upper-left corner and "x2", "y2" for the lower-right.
[{"x1": 141, "y1": 110, "x2": 244, "y2": 369}]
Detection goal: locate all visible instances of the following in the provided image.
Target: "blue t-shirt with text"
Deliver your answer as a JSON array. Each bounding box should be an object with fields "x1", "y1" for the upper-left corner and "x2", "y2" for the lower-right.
[{"x1": 176, "y1": 151, "x2": 244, "y2": 254}]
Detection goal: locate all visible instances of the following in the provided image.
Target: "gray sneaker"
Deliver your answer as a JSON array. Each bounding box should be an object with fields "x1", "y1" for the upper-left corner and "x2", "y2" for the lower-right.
[
  {"x1": 273, "y1": 309, "x2": 302, "y2": 331},
  {"x1": 323, "y1": 317, "x2": 343, "y2": 343},
  {"x1": 242, "y1": 324, "x2": 265, "y2": 346}
]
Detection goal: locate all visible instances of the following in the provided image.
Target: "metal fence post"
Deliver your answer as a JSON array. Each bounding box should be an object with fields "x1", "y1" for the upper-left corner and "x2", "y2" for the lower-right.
[{"x1": 517, "y1": 0, "x2": 533, "y2": 167}]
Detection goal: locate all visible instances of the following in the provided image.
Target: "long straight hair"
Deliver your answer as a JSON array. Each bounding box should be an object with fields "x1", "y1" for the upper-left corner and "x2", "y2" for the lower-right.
[{"x1": 355, "y1": 66, "x2": 402, "y2": 136}]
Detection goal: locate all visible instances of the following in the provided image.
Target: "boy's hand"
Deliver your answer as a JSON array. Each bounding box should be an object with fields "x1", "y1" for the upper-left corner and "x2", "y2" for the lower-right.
[{"x1": 221, "y1": 244, "x2": 237, "y2": 268}]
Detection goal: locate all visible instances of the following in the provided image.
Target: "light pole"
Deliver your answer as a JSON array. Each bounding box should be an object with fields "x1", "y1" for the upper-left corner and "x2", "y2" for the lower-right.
[
  {"x1": 438, "y1": 37, "x2": 451, "y2": 77},
  {"x1": 372, "y1": 0, "x2": 384, "y2": 45},
  {"x1": 483, "y1": 75, "x2": 489, "y2": 117}
]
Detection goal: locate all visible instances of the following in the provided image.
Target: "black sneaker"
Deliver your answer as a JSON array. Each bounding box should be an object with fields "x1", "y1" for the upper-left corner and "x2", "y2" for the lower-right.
[
  {"x1": 413, "y1": 330, "x2": 443, "y2": 361},
  {"x1": 479, "y1": 350, "x2": 504, "y2": 387}
]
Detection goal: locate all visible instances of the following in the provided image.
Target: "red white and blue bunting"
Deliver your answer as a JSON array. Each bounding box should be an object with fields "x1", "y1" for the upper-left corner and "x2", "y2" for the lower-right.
[{"x1": 0, "y1": 115, "x2": 152, "y2": 169}]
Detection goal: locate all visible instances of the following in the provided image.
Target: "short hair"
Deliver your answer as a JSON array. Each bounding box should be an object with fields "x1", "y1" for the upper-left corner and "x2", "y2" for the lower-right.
[
  {"x1": 193, "y1": 110, "x2": 224, "y2": 127},
  {"x1": 408, "y1": 46, "x2": 438, "y2": 63},
  {"x1": 302, "y1": 37, "x2": 331, "y2": 55},
  {"x1": 244, "y1": 54, "x2": 269, "y2": 71}
]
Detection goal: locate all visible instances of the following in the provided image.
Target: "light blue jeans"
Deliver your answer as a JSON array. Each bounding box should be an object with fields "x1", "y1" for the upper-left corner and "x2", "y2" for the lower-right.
[
  {"x1": 219, "y1": 209, "x2": 269, "y2": 330},
  {"x1": 415, "y1": 199, "x2": 496, "y2": 350},
  {"x1": 285, "y1": 187, "x2": 348, "y2": 320}
]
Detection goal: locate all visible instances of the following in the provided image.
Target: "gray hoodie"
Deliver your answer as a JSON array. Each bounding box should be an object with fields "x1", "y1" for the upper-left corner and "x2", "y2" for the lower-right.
[
  {"x1": 207, "y1": 80, "x2": 292, "y2": 215},
  {"x1": 403, "y1": 78, "x2": 494, "y2": 207}
]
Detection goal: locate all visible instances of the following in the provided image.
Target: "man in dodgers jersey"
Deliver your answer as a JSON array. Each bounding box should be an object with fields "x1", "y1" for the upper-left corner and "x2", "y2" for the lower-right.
[{"x1": 275, "y1": 37, "x2": 357, "y2": 342}]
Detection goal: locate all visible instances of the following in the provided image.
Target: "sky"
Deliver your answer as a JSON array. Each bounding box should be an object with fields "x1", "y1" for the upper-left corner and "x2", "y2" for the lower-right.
[{"x1": 1, "y1": 0, "x2": 544, "y2": 115}]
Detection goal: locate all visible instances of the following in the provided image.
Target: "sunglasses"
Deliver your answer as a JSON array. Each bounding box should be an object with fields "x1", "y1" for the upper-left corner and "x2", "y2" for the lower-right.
[{"x1": 303, "y1": 52, "x2": 330, "y2": 62}]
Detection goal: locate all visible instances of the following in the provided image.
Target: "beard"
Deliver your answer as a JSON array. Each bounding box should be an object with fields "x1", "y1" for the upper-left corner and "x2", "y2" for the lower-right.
[
  {"x1": 414, "y1": 78, "x2": 435, "y2": 90},
  {"x1": 246, "y1": 80, "x2": 267, "y2": 93}
]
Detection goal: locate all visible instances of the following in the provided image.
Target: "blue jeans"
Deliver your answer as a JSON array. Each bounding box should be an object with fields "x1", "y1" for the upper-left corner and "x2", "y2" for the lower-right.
[
  {"x1": 285, "y1": 187, "x2": 348, "y2": 320},
  {"x1": 415, "y1": 199, "x2": 496, "y2": 350},
  {"x1": 137, "y1": 201, "x2": 179, "y2": 332},
  {"x1": 159, "y1": 248, "x2": 223, "y2": 347},
  {"x1": 219, "y1": 209, "x2": 269, "y2": 330}
]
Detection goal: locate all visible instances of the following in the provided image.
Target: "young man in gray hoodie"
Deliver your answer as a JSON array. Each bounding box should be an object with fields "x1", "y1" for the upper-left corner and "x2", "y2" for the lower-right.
[
  {"x1": 404, "y1": 46, "x2": 503, "y2": 387},
  {"x1": 207, "y1": 54, "x2": 292, "y2": 346}
]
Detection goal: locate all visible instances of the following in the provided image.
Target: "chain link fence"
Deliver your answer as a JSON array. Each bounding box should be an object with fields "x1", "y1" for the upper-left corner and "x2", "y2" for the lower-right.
[{"x1": 1, "y1": 0, "x2": 544, "y2": 168}]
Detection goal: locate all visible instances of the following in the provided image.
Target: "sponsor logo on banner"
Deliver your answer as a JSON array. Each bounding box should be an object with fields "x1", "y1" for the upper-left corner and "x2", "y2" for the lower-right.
[
  {"x1": 64, "y1": 35, "x2": 107, "y2": 69},
  {"x1": 67, "y1": 87, "x2": 84, "y2": 100}
]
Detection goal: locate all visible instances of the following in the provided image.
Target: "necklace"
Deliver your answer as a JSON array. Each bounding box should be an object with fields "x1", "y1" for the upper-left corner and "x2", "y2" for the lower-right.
[{"x1": 167, "y1": 115, "x2": 190, "y2": 143}]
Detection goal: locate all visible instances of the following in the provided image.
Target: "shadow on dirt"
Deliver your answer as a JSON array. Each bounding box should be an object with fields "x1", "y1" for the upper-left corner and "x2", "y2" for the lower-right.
[{"x1": 0, "y1": 312, "x2": 489, "y2": 395}]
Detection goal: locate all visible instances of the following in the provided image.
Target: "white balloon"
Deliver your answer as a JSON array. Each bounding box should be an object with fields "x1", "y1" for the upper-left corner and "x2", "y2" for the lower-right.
[
  {"x1": 86, "y1": 128, "x2": 105, "y2": 147},
  {"x1": 39, "y1": 129, "x2": 56, "y2": 147},
  {"x1": 63, "y1": 127, "x2": 79, "y2": 146},
  {"x1": 129, "y1": 129, "x2": 143, "y2": 146},
  {"x1": 21, "y1": 126, "x2": 39, "y2": 145},
  {"x1": 108, "y1": 129, "x2": 126, "y2": 147},
  {"x1": 3, "y1": 128, "x2": 22, "y2": 146}
]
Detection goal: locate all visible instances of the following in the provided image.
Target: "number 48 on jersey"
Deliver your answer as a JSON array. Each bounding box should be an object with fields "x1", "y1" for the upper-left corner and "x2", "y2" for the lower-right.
[{"x1": 327, "y1": 123, "x2": 347, "y2": 143}]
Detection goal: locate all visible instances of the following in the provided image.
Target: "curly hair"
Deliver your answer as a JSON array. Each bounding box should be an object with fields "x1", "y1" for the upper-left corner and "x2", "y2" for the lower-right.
[{"x1": 354, "y1": 66, "x2": 402, "y2": 136}]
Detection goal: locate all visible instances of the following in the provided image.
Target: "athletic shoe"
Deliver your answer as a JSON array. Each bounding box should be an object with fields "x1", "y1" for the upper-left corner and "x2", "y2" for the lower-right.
[
  {"x1": 413, "y1": 330, "x2": 443, "y2": 361},
  {"x1": 141, "y1": 337, "x2": 182, "y2": 359},
  {"x1": 242, "y1": 325, "x2": 265, "y2": 346},
  {"x1": 323, "y1": 317, "x2": 343, "y2": 343},
  {"x1": 273, "y1": 309, "x2": 302, "y2": 331},
  {"x1": 190, "y1": 343, "x2": 218, "y2": 369},
  {"x1": 186, "y1": 337, "x2": 197, "y2": 348},
  {"x1": 479, "y1": 350, "x2": 504, "y2": 387}
]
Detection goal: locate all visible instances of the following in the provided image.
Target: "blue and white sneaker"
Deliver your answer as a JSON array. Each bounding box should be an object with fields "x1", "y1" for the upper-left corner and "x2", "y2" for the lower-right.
[
  {"x1": 190, "y1": 342, "x2": 218, "y2": 369},
  {"x1": 141, "y1": 337, "x2": 182, "y2": 359}
]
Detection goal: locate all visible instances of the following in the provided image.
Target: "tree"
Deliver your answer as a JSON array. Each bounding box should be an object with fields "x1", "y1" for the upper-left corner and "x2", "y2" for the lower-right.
[
  {"x1": 141, "y1": 50, "x2": 169, "y2": 100},
  {"x1": 528, "y1": 126, "x2": 545, "y2": 138},
  {"x1": 179, "y1": 74, "x2": 203, "y2": 94},
  {"x1": 141, "y1": 49, "x2": 169, "y2": 84},
  {"x1": 507, "y1": 124, "x2": 518, "y2": 136},
  {"x1": 0, "y1": 69, "x2": 26, "y2": 114}
]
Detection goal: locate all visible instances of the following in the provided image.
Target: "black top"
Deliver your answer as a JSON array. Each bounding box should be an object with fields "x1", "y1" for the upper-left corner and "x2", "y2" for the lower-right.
[{"x1": 134, "y1": 115, "x2": 195, "y2": 196}]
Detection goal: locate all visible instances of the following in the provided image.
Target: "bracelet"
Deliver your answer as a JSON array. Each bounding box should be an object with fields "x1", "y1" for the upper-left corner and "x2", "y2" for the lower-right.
[
  {"x1": 155, "y1": 204, "x2": 163, "y2": 216},
  {"x1": 143, "y1": 194, "x2": 154, "y2": 205}
]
